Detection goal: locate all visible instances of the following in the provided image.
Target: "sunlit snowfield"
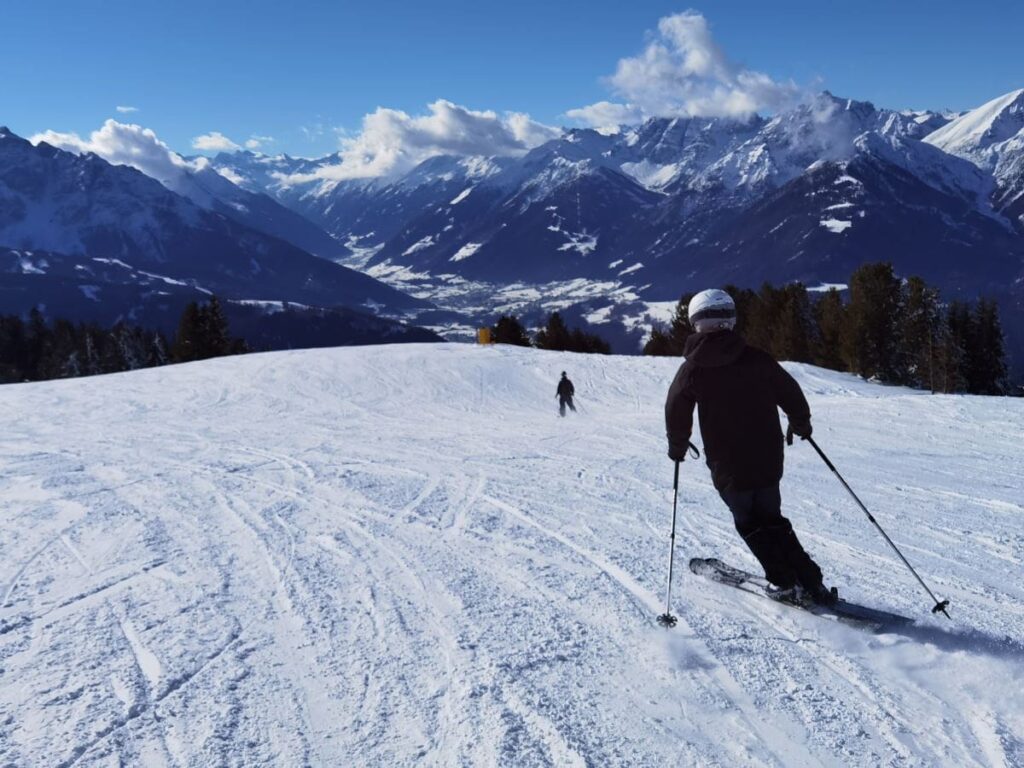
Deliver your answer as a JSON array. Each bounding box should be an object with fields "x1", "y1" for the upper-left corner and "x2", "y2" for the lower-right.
[{"x1": 1, "y1": 343, "x2": 1022, "y2": 766}]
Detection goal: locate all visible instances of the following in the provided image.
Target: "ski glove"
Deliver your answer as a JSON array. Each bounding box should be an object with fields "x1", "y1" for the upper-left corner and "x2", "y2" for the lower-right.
[
  {"x1": 786, "y1": 417, "x2": 812, "y2": 446},
  {"x1": 668, "y1": 441, "x2": 701, "y2": 462},
  {"x1": 667, "y1": 443, "x2": 689, "y2": 462}
]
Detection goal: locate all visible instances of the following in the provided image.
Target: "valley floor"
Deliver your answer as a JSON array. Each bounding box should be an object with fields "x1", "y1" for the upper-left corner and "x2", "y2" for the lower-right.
[{"x1": 1, "y1": 344, "x2": 1022, "y2": 766}]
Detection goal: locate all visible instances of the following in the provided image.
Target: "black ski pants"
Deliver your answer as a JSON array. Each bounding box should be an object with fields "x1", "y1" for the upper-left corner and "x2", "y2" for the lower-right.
[
  {"x1": 718, "y1": 484, "x2": 822, "y2": 589},
  {"x1": 559, "y1": 396, "x2": 576, "y2": 416}
]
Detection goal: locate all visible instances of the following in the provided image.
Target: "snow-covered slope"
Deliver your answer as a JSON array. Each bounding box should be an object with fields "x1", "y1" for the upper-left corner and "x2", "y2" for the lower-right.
[{"x1": 1, "y1": 344, "x2": 1021, "y2": 766}]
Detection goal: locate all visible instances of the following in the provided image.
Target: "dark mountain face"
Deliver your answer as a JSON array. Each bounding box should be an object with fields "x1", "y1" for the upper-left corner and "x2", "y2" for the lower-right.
[
  {"x1": 0, "y1": 128, "x2": 440, "y2": 350},
  {"x1": 0, "y1": 129, "x2": 426, "y2": 314},
  {"x1": 369, "y1": 164, "x2": 663, "y2": 283},
  {"x1": 0, "y1": 247, "x2": 442, "y2": 350},
  {"x1": 185, "y1": 165, "x2": 352, "y2": 263},
  {"x1": 647, "y1": 155, "x2": 1022, "y2": 297}
]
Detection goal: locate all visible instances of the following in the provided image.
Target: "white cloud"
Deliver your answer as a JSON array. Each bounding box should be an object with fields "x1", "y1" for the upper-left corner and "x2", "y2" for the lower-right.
[
  {"x1": 564, "y1": 101, "x2": 646, "y2": 134},
  {"x1": 245, "y1": 135, "x2": 274, "y2": 150},
  {"x1": 568, "y1": 10, "x2": 802, "y2": 130},
  {"x1": 216, "y1": 166, "x2": 247, "y2": 185},
  {"x1": 283, "y1": 99, "x2": 561, "y2": 185},
  {"x1": 115, "y1": 105, "x2": 139, "y2": 114},
  {"x1": 31, "y1": 120, "x2": 198, "y2": 189},
  {"x1": 192, "y1": 131, "x2": 241, "y2": 152},
  {"x1": 505, "y1": 112, "x2": 562, "y2": 147}
]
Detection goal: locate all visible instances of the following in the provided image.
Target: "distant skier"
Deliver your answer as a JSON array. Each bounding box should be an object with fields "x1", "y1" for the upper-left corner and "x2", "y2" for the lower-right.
[
  {"x1": 664, "y1": 289, "x2": 837, "y2": 605},
  {"x1": 556, "y1": 371, "x2": 576, "y2": 417}
]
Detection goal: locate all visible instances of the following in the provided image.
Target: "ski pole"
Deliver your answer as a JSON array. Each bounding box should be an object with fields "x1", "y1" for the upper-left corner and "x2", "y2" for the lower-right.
[
  {"x1": 657, "y1": 461, "x2": 681, "y2": 628},
  {"x1": 805, "y1": 436, "x2": 951, "y2": 619},
  {"x1": 657, "y1": 442, "x2": 700, "y2": 629}
]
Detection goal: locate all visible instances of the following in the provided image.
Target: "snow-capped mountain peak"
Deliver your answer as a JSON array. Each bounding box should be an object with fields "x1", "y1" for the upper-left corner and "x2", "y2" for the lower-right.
[{"x1": 924, "y1": 88, "x2": 1024, "y2": 169}]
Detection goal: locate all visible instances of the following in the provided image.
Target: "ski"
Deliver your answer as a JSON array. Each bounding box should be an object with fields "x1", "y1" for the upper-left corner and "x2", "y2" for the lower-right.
[{"x1": 689, "y1": 557, "x2": 915, "y2": 631}]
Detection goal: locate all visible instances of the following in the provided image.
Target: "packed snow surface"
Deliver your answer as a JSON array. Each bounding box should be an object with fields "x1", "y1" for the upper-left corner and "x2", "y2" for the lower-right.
[{"x1": 1, "y1": 344, "x2": 1022, "y2": 767}]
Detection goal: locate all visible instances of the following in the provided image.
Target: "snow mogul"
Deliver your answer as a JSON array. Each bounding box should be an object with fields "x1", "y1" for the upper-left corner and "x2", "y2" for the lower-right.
[
  {"x1": 557, "y1": 371, "x2": 576, "y2": 417},
  {"x1": 664, "y1": 289, "x2": 837, "y2": 605}
]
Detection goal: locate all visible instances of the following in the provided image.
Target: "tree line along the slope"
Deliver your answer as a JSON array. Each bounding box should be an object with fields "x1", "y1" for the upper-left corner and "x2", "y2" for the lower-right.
[
  {"x1": 0, "y1": 297, "x2": 246, "y2": 384},
  {"x1": 490, "y1": 312, "x2": 613, "y2": 354},
  {"x1": 1, "y1": 262, "x2": 1011, "y2": 396},
  {"x1": 490, "y1": 263, "x2": 1011, "y2": 396},
  {"x1": 643, "y1": 263, "x2": 1009, "y2": 396}
]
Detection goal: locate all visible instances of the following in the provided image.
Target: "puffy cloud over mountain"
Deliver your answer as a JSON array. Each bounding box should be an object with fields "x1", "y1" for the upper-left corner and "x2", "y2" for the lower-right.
[{"x1": 569, "y1": 11, "x2": 803, "y2": 131}]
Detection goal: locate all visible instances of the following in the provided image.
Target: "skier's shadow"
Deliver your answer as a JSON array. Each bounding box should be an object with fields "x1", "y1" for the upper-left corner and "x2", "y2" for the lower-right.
[{"x1": 886, "y1": 622, "x2": 1024, "y2": 661}]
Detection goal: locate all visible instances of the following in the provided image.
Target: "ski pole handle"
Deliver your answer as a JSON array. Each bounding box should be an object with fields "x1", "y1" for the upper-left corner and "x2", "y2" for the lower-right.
[{"x1": 673, "y1": 460, "x2": 679, "y2": 490}]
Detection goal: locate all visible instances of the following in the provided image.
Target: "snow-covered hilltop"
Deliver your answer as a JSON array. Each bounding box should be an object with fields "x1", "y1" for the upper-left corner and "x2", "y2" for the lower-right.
[{"x1": 1, "y1": 344, "x2": 1021, "y2": 765}]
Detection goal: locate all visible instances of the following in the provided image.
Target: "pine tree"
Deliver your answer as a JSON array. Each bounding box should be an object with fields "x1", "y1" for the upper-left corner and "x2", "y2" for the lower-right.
[
  {"x1": 969, "y1": 299, "x2": 1007, "y2": 395},
  {"x1": 534, "y1": 312, "x2": 610, "y2": 354},
  {"x1": 746, "y1": 283, "x2": 781, "y2": 354},
  {"x1": 669, "y1": 293, "x2": 695, "y2": 352},
  {"x1": 148, "y1": 333, "x2": 171, "y2": 367},
  {"x1": 842, "y1": 263, "x2": 903, "y2": 381},
  {"x1": 39, "y1": 319, "x2": 80, "y2": 379},
  {"x1": 491, "y1": 315, "x2": 532, "y2": 346},
  {"x1": 112, "y1": 323, "x2": 149, "y2": 370},
  {"x1": 25, "y1": 308, "x2": 49, "y2": 380},
  {"x1": 645, "y1": 292, "x2": 697, "y2": 356},
  {"x1": 534, "y1": 312, "x2": 572, "y2": 351},
  {"x1": 774, "y1": 283, "x2": 813, "y2": 362},
  {"x1": 81, "y1": 326, "x2": 103, "y2": 376},
  {"x1": 643, "y1": 327, "x2": 674, "y2": 356},
  {"x1": 812, "y1": 289, "x2": 846, "y2": 371},
  {"x1": 569, "y1": 328, "x2": 611, "y2": 354},
  {"x1": 724, "y1": 285, "x2": 758, "y2": 342},
  {"x1": 173, "y1": 302, "x2": 204, "y2": 362},
  {"x1": 898, "y1": 277, "x2": 941, "y2": 390},
  {"x1": 0, "y1": 313, "x2": 27, "y2": 382},
  {"x1": 202, "y1": 295, "x2": 231, "y2": 358},
  {"x1": 0, "y1": 315, "x2": 28, "y2": 383},
  {"x1": 939, "y1": 301, "x2": 972, "y2": 393}
]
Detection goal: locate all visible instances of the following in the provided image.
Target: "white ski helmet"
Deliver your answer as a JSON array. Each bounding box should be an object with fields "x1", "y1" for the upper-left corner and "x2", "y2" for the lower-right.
[{"x1": 688, "y1": 289, "x2": 736, "y2": 332}]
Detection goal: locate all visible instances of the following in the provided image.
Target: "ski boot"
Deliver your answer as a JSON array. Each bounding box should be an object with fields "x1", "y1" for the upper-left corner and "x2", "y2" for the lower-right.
[
  {"x1": 804, "y1": 581, "x2": 839, "y2": 606},
  {"x1": 766, "y1": 583, "x2": 803, "y2": 604}
]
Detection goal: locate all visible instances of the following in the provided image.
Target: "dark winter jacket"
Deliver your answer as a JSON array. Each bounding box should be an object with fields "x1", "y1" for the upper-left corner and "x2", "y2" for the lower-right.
[
  {"x1": 557, "y1": 378, "x2": 575, "y2": 398},
  {"x1": 665, "y1": 330, "x2": 810, "y2": 491}
]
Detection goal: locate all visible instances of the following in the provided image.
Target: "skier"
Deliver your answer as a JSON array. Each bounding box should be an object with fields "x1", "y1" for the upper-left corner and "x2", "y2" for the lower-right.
[
  {"x1": 556, "y1": 371, "x2": 576, "y2": 417},
  {"x1": 664, "y1": 289, "x2": 837, "y2": 605}
]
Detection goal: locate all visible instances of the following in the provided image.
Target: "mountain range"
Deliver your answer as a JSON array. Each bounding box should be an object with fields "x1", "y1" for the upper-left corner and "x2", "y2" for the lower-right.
[
  {"x1": 0, "y1": 126, "x2": 442, "y2": 348},
  {"x1": 209, "y1": 90, "x2": 1024, "y2": 363},
  {"x1": 3, "y1": 89, "x2": 1023, "y2": 367}
]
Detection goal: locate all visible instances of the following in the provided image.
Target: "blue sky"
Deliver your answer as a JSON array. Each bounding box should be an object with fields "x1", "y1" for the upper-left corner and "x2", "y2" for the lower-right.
[{"x1": 4, "y1": 0, "x2": 1023, "y2": 158}]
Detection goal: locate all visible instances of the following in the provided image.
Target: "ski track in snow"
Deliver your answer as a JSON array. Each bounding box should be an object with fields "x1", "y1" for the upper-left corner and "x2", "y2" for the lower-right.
[{"x1": 0, "y1": 343, "x2": 1022, "y2": 767}]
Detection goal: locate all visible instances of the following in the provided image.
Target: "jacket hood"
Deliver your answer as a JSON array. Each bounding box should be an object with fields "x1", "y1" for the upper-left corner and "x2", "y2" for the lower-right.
[{"x1": 683, "y1": 329, "x2": 746, "y2": 368}]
